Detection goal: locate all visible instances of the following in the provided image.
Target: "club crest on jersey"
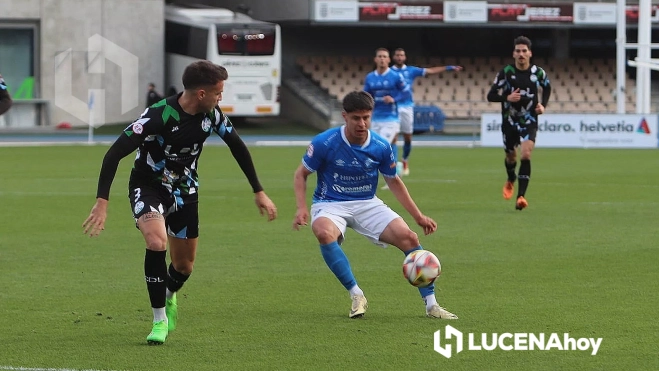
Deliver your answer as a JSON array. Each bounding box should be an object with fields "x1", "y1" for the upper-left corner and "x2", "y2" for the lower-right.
[
  {"x1": 202, "y1": 117, "x2": 212, "y2": 132},
  {"x1": 530, "y1": 74, "x2": 538, "y2": 82},
  {"x1": 363, "y1": 157, "x2": 375, "y2": 170},
  {"x1": 132, "y1": 123, "x2": 143, "y2": 134}
]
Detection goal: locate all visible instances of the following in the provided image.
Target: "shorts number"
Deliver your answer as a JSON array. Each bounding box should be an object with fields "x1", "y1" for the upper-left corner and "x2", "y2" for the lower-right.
[{"x1": 134, "y1": 188, "x2": 141, "y2": 202}]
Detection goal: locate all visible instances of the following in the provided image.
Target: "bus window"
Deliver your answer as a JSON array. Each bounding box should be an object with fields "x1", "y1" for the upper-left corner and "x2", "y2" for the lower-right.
[{"x1": 216, "y1": 25, "x2": 276, "y2": 56}]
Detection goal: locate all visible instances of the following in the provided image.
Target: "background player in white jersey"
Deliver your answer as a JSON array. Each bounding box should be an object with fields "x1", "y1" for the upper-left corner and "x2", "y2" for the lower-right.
[
  {"x1": 391, "y1": 48, "x2": 463, "y2": 175},
  {"x1": 363, "y1": 48, "x2": 411, "y2": 177},
  {"x1": 292, "y1": 91, "x2": 458, "y2": 320}
]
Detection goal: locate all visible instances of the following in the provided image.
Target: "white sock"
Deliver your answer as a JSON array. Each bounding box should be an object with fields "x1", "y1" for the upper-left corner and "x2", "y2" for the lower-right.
[
  {"x1": 166, "y1": 288, "x2": 174, "y2": 300},
  {"x1": 152, "y1": 307, "x2": 167, "y2": 323},
  {"x1": 424, "y1": 295, "x2": 438, "y2": 310},
  {"x1": 348, "y1": 285, "x2": 364, "y2": 297}
]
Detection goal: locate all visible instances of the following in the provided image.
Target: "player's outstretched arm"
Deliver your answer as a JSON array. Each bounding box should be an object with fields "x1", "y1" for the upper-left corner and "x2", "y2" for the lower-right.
[
  {"x1": 425, "y1": 65, "x2": 463, "y2": 75},
  {"x1": 292, "y1": 164, "x2": 312, "y2": 230},
  {"x1": 216, "y1": 119, "x2": 277, "y2": 220},
  {"x1": 383, "y1": 176, "x2": 437, "y2": 236},
  {"x1": 83, "y1": 135, "x2": 139, "y2": 237}
]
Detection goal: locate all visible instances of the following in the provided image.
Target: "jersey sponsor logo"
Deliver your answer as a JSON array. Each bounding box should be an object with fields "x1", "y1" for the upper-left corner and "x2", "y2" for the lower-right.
[
  {"x1": 332, "y1": 183, "x2": 373, "y2": 194},
  {"x1": 306, "y1": 144, "x2": 314, "y2": 158}
]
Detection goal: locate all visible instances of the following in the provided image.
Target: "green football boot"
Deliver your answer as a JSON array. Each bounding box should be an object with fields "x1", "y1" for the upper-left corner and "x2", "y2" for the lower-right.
[
  {"x1": 146, "y1": 320, "x2": 168, "y2": 345},
  {"x1": 166, "y1": 293, "x2": 178, "y2": 332}
]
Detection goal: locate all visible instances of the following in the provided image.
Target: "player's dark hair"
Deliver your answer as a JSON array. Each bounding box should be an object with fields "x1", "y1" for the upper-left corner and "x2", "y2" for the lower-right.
[
  {"x1": 394, "y1": 48, "x2": 405, "y2": 53},
  {"x1": 182, "y1": 60, "x2": 228, "y2": 91},
  {"x1": 375, "y1": 47, "x2": 389, "y2": 56},
  {"x1": 514, "y1": 36, "x2": 532, "y2": 50},
  {"x1": 343, "y1": 91, "x2": 374, "y2": 113}
]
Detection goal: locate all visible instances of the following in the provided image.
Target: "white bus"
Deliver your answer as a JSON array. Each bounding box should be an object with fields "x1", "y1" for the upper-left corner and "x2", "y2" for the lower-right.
[{"x1": 165, "y1": 4, "x2": 281, "y2": 116}]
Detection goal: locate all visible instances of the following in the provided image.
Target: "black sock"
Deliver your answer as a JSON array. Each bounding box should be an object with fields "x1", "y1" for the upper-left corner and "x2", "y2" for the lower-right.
[
  {"x1": 144, "y1": 249, "x2": 167, "y2": 308},
  {"x1": 505, "y1": 160, "x2": 517, "y2": 182},
  {"x1": 517, "y1": 160, "x2": 531, "y2": 197},
  {"x1": 166, "y1": 263, "x2": 190, "y2": 294}
]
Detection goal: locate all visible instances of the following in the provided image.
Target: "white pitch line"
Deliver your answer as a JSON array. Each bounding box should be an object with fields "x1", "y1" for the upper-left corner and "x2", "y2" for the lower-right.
[{"x1": 0, "y1": 366, "x2": 124, "y2": 371}]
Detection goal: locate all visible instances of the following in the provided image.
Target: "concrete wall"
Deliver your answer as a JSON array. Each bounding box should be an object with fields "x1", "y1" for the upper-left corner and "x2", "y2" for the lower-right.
[{"x1": 2, "y1": 0, "x2": 164, "y2": 126}]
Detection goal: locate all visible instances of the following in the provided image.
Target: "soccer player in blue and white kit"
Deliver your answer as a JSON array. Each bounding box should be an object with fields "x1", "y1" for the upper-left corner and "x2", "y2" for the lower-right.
[
  {"x1": 292, "y1": 91, "x2": 458, "y2": 320},
  {"x1": 391, "y1": 48, "x2": 463, "y2": 175},
  {"x1": 363, "y1": 48, "x2": 411, "y2": 175}
]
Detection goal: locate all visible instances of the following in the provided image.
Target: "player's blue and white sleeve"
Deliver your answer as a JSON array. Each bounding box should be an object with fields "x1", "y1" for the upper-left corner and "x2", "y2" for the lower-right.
[
  {"x1": 377, "y1": 139, "x2": 398, "y2": 178},
  {"x1": 411, "y1": 66, "x2": 426, "y2": 79},
  {"x1": 301, "y1": 135, "x2": 327, "y2": 173}
]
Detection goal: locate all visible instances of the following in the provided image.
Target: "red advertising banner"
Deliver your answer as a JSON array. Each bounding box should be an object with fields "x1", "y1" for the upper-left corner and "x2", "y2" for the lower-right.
[
  {"x1": 359, "y1": 2, "x2": 444, "y2": 21},
  {"x1": 625, "y1": 5, "x2": 659, "y2": 23},
  {"x1": 352, "y1": 2, "x2": 659, "y2": 24},
  {"x1": 487, "y1": 3, "x2": 573, "y2": 23}
]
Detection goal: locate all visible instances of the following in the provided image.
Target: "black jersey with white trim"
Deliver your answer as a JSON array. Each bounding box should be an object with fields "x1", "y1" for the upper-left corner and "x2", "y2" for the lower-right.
[
  {"x1": 125, "y1": 94, "x2": 238, "y2": 196},
  {"x1": 96, "y1": 94, "x2": 264, "y2": 200},
  {"x1": 487, "y1": 64, "x2": 551, "y2": 122}
]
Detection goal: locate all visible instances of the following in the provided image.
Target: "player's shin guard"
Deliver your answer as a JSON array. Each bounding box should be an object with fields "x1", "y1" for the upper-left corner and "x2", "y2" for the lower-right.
[
  {"x1": 505, "y1": 160, "x2": 517, "y2": 182},
  {"x1": 144, "y1": 249, "x2": 167, "y2": 309},
  {"x1": 320, "y1": 241, "x2": 357, "y2": 290},
  {"x1": 518, "y1": 159, "x2": 531, "y2": 197},
  {"x1": 166, "y1": 263, "x2": 190, "y2": 294},
  {"x1": 403, "y1": 141, "x2": 412, "y2": 161},
  {"x1": 404, "y1": 246, "x2": 436, "y2": 298}
]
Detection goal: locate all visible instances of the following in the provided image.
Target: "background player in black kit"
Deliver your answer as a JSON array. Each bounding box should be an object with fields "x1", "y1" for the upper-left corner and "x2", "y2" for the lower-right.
[
  {"x1": 487, "y1": 36, "x2": 551, "y2": 210},
  {"x1": 82, "y1": 60, "x2": 278, "y2": 344},
  {"x1": 0, "y1": 73, "x2": 12, "y2": 116}
]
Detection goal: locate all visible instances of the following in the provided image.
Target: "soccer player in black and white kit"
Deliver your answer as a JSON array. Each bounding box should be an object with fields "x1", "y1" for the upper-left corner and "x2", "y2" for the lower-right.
[
  {"x1": 0, "y1": 73, "x2": 12, "y2": 116},
  {"x1": 82, "y1": 60, "x2": 278, "y2": 345},
  {"x1": 487, "y1": 36, "x2": 551, "y2": 210}
]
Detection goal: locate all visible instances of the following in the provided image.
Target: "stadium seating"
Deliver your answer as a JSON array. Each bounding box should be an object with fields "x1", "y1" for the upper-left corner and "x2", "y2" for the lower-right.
[{"x1": 296, "y1": 55, "x2": 637, "y2": 119}]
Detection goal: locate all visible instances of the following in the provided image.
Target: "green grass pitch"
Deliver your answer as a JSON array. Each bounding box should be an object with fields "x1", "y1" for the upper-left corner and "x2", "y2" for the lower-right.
[{"x1": 0, "y1": 145, "x2": 657, "y2": 371}]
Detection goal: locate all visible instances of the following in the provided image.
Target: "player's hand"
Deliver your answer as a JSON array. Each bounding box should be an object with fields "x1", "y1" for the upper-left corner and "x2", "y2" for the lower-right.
[
  {"x1": 383, "y1": 95, "x2": 395, "y2": 104},
  {"x1": 447, "y1": 65, "x2": 464, "y2": 72},
  {"x1": 535, "y1": 103, "x2": 545, "y2": 114},
  {"x1": 292, "y1": 208, "x2": 309, "y2": 231},
  {"x1": 415, "y1": 214, "x2": 437, "y2": 236},
  {"x1": 254, "y1": 191, "x2": 277, "y2": 221},
  {"x1": 82, "y1": 198, "x2": 108, "y2": 237},
  {"x1": 507, "y1": 88, "x2": 521, "y2": 102}
]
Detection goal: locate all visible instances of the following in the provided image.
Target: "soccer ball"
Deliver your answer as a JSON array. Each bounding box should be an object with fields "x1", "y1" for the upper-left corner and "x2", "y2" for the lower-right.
[{"x1": 402, "y1": 250, "x2": 441, "y2": 287}]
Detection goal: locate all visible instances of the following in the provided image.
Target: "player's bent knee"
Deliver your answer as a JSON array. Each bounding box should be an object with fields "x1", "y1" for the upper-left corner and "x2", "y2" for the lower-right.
[
  {"x1": 401, "y1": 229, "x2": 420, "y2": 250},
  {"x1": 314, "y1": 228, "x2": 340, "y2": 245},
  {"x1": 144, "y1": 233, "x2": 167, "y2": 251},
  {"x1": 174, "y1": 261, "x2": 194, "y2": 275}
]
